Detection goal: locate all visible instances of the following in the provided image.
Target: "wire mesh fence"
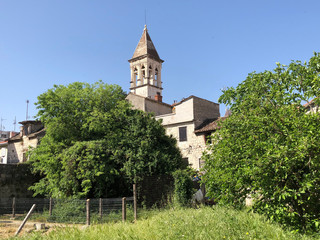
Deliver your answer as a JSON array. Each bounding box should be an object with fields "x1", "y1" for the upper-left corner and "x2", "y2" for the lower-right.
[{"x1": 0, "y1": 197, "x2": 134, "y2": 224}]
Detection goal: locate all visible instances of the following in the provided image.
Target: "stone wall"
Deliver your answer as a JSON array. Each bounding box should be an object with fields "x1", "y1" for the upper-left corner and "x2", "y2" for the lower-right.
[
  {"x1": 165, "y1": 122, "x2": 206, "y2": 169},
  {"x1": 8, "y1": 137, "x2": 38, "y2": 164},
  {"x1": 0, "y1": 164, "x2": 39, "y2": 199}
]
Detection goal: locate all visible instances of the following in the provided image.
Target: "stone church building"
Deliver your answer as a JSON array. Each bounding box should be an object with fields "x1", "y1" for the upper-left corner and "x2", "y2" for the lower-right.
[{"x1": 126, "y1": 26, "x2": 221, "y2": 170}]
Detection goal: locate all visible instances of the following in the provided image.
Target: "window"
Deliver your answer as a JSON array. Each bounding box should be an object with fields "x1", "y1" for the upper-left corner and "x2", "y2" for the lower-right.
[
  {"x1": 182, "y1": 158, "x2": 189, "y2": 168},
  {"x1": 179, "y1": 127, "x2": 187, "y2": 142},
  {"x1": 199, "y1": 158, "x2": 205, "y2": 169},
  {"x1": 24, "y1": 126, "x2": 28, "y2": 136},
  {"x1": 23, "y1": 152, "x2": 27, "y2": 162},
  {"x1": 142, "y1": 66, "x2": 146, "y2": 83},
  {"x1": 204, "y1": 133, "x2": 212, "y2": 144},
  {"x1": 155, "y1": 68, "x2": 158, "y2": 80},
  {"x1": 134, "y1": 68, "x2": 138, "y2": 81},
  {"x1": 149, "y1": 65, "x2": 152, "y2": 79}
]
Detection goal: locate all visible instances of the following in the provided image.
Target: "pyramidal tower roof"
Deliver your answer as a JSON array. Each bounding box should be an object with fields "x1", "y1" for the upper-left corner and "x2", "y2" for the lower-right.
[{"x1": 129, "y1": 25, "x2": 163, "y2": 62}]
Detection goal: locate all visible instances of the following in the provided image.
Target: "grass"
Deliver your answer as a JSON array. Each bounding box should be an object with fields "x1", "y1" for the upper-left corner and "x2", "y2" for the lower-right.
[
  {"x1": 7, "y1": 206, "x2": 135, "y2": 224},
  {"x1": 12, "y1": 206, "x2": 319, "y2": 240}
]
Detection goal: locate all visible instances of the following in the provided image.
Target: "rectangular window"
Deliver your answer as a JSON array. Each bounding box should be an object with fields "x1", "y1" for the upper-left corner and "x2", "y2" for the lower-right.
[
  {"x1": 182, "y1": 158, "x2": 189, "y2": 168},
  {"x1": 199, "y1": 158, "x2": 205, "y2": 169},
  {"x1": 204, "y1": 133, "x2": 212, "y2": 144},
  {"x1": 179, "y1": 126, "x2": 187, "y2": 142}
]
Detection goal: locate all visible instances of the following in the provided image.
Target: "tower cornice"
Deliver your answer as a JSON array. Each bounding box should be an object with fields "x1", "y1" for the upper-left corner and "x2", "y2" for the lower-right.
[{"x1": 128, "y1": 54, "x2": 164, "y2": 63}]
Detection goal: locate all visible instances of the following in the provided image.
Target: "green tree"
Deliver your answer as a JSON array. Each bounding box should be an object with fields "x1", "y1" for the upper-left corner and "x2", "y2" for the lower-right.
[
  {"x1": 203, "y1": 53, "x2": 320, "y2": 232},
  {"x1": 29, "y1": 81, "x2": 182, "y2": 198}
]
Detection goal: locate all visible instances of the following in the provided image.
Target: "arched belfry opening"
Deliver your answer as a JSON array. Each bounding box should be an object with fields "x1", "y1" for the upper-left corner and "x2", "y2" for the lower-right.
[{"x1": 128, "y1": 25, "x2": 164, "y2": 102}]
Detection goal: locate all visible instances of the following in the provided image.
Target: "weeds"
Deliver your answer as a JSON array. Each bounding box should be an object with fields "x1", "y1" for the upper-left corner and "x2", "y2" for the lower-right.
[{"x1": 14, "y1": 206, "x2": 319, "y2": 240}]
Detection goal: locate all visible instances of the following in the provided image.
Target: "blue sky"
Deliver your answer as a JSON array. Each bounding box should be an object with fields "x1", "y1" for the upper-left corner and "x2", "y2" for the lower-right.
[{"x1": 1, "y1": 0, "x2": 320, "y2": 131}]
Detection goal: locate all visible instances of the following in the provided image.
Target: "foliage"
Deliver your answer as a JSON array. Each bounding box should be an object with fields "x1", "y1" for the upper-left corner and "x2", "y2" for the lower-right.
[
  {"x1": 173, "y1": 169, "x2": 194, "y2": 207},
  {"x1": 203, "y1": 52, "x2": 320, "y2": 232},
  {"x1": 49, "y1": 199, "x2": 86, "y2": 223},
  {"x1": 17, "y1": 206, "x2": 317, "y2": 240},
  {"x1": 29, "y1": 81, "x2": 182, "y2": 198}
]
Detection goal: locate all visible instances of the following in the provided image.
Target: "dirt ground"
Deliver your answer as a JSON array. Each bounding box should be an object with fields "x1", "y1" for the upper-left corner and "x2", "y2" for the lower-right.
[
  {"x1": 0, "y1": 218, "x2": 77, "y2": 239},
  {"x1": 0, "y1": 219, "x2": 35, "y2": 239}
]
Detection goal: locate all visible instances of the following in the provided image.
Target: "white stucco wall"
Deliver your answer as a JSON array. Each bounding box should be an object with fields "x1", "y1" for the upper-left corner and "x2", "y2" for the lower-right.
[
  {"x1": 0, "y1": 145, "x2": 8, "y2": 164},
  {"x1": 156, "y1": 98, "x2": 194, "y2": 126}
]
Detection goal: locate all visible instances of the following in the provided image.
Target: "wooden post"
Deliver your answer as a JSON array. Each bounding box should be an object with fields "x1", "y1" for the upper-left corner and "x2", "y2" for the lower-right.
[
  {"x1": 99, "y1": 198, "x2": 102, "y2": 219},
  {"x1": 86, "y1": 199, "x2": 90, "y2": 226},
  {"x1": 122, "y1": 197, "x2": 126, "y2": 222},
  {"x1": 133, "y1": 184, "x2": 137, "y2": 222},
  {"x1": 15, "y1": 204, "x2": 36, "y2": 236},
  {"x1": 12, "y1": 197, "x2": 16, "y2": 218},
  {"x1": 49, "y1": 197, "x2": 52, "y2": 216}
]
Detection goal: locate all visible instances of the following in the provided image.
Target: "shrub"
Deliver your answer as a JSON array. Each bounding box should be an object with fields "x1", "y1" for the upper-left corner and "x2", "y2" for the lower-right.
[
  {"x1": 173, "y1": 169, "x2": 194, "y2": 207},
  {"x1": 48, "y1": 199, "x2": 86, "y2": 223}
]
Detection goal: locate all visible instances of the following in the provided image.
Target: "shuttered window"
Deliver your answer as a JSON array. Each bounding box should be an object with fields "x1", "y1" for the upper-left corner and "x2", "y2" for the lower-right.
[{"x1": 179, "y1": 127, "x2": 187, "y2": 142}]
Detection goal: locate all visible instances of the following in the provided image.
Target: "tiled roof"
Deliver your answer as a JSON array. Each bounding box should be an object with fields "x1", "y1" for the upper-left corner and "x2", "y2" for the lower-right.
[
  {"x1": 18, "y1": 120, "x2": 42, "y2": 125},
  {"x1": 0, "y1": 140, "x2": 8, "y2": 146},
  {"x1": 9, "y1": 133, "x2": 22, "y2": 141},
  {"x1": 129, "y1": 25, "x2": 163, "y2": 62},
  {"x1": 28, "y1": 128, "x2": 46, "y2": 138},
  {"x1": 194, "y1": 117, "x2": 227, "y2": 133},
  {"x1": 303, "y1": 97, "x2": 317, "y2": 107},
  {"x1": 8, "y1": 127, "x2": 45, "y2": 142}
]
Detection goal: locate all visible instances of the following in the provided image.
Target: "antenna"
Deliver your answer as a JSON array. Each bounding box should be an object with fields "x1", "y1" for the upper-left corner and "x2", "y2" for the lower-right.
[
  {"x1": 0, "y1": 117, "x2": 6, "y2": 133},
  {"x1": 26, "y1": 100, "x2": 29, "y2": 120},
  {"x1": 13, "y1": 116, "x2": 16, "y2": 132},
  {"x1": 145, "y1": 9, "x2": 147, "y2": 26}
]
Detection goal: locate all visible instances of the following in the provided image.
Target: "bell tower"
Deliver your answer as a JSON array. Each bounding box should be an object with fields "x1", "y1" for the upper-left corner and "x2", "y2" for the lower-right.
[{"x1": 128, "y1": 25, "x2": 164, "y2": 101}]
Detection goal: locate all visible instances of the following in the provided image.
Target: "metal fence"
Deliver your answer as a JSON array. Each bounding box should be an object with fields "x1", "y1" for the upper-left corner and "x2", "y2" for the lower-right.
[{"x1": 0, "y1": 197, "x2": 134, "y2": 224}]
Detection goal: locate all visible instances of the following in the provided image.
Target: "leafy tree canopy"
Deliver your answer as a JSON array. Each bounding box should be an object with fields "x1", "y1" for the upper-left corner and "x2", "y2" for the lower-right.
[
  {"x1": 29, "y1": 81, "x2": 182, "y2": 198},
  {"x1": 203, "y1": 53, "x2": 320, "y2": 232}
]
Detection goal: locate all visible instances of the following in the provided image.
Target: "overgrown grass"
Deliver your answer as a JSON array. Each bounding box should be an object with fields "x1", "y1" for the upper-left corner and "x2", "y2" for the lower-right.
[
  {"x1": 14, "y1": 206, "x2": 319, "y2": 240},
  {"x1": 8, "y1": 204, "x2": 135, "y2": 224}
]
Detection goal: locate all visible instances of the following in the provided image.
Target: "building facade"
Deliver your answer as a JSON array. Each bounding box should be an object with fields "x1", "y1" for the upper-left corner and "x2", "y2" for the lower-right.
[
  {"x1": 5, "y1": 121, "x2": 45, "y2": 164},
  {"x1": 126, "y1": 26, "x2": 221, "y2": 169}
]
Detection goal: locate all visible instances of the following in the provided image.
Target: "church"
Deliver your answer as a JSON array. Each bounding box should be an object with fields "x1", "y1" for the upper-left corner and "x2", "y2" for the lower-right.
[{"x1": 126, "y1": 26, "x2": 222, "y2": 170}]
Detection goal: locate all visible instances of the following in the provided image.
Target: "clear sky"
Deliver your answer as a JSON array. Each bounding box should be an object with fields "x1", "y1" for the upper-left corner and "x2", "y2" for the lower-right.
[{"x1": 1, "y1": 0, "x2": 320, "y2": 131}]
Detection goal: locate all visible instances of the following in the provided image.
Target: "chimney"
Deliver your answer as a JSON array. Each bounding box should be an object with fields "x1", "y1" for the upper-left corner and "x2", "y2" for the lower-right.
[{"x1": 155, "y1": 92, "x2": 162, "y2": 102}]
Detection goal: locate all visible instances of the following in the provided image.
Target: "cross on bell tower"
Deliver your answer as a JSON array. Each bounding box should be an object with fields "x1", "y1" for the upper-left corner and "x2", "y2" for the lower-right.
[{"x1": 128, "y1": 25, "x2": 164, "y2": 102}]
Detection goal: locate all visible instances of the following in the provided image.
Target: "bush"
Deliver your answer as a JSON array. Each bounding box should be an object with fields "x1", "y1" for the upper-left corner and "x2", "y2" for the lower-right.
[
  {"x1": 48, "y1": 199, "x2": 86, "y2": 223},
  {"x1": 173, "y1": 169, "x2": 194, "y2": 207}
]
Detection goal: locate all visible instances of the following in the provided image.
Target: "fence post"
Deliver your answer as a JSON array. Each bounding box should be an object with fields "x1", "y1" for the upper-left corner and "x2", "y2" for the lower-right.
[
  {"x1": 86, "y1": 199, "x2": 90, "y2": 226},
  {"x1": 133, "y1": 184, "x2": 137, "y2": 222},
  {"x1": 49, "y1": 197, "x2": 52, "y2": 216},
  {"x1": 12, "y1": 197, "x2": 16, "y2": 219},
  {"x1": 122, "y1": 197, "x2": 126, "y2": 222},
  {"x1": 99, "y1": 198, "x2": 102, "y2": 219},
  {"x1": 15, "y1": 204, "x2": 36, "y2": 236}
]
